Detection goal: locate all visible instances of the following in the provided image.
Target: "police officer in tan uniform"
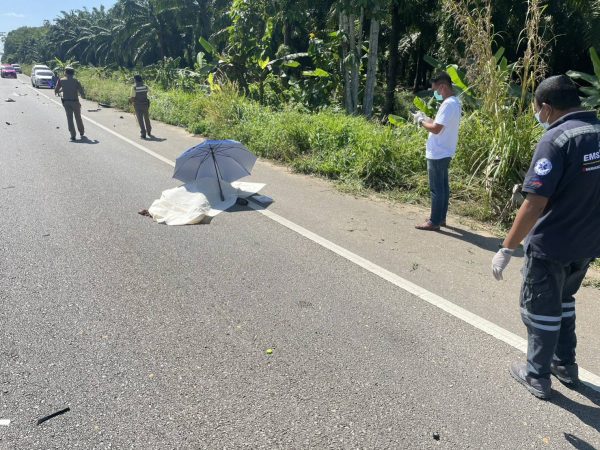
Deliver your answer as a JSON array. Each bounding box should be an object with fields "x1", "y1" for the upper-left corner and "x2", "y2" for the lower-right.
[
  {"x1": 54, "y1": 67, "x2": 85, "y2": 141},
  {"x1": 129, "y1": 75, "x2": 152, "y2": 139}
]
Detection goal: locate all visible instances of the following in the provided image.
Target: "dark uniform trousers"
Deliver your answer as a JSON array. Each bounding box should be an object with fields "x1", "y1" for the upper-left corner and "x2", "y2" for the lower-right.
[
  {"x1": 520, "y1": 249, "x2": 593, "y2": 379},
  {"x1": 63, "y1": 100, "x2": 85, "y2": 138},
  {"x1": 135, "y1": 102, "x2": 152, "y2": 136}
]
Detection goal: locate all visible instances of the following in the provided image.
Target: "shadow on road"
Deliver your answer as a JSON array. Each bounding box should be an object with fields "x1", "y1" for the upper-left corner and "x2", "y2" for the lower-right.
[
  {"x1": 437, "y1": 225, "x2": 524, "y2": 256},
  {"x1": 552, "y1": 383, "x2": 600, "y2": 436},
  {"x1": 564, "y1": 433, "x2": 597, "y2": 450},
  {"x1": 144, "y1": 136, "x2": 167, "y2": 142},
  {"x1": 72, "y1": 137, "x2": 100, "y2": 145}
]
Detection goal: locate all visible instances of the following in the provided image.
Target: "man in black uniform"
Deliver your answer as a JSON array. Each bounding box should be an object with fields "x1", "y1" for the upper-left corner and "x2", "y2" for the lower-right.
[
  {"x1": 492, "y1": 75, "x2": 600, "y2": 399},
  {"x1": 129, "y1": 75, "x2": 152, "y2": 139},
  {"x1": 54, "y1": 66, "x2": 85, "y2": 141}
]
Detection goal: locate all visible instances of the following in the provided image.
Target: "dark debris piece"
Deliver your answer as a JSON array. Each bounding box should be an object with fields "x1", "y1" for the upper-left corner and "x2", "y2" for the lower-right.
[
  {"x1": 37, "y1": 407, "x2": 70, "y2": 425},
  {"x1": 432, "y1": 432, "x2": 440, "y2": 441}
]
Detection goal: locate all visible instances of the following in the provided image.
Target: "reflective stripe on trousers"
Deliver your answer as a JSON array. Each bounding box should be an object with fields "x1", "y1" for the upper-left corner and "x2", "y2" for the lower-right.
[{"x1": 519, "y1": 249, "x2": 592, "y2": 379}]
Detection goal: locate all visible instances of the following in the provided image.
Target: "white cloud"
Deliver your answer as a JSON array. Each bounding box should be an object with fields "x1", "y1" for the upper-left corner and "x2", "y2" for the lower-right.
[{"x1": 2, "y1": 13, "x2": 26, "y2": 18}]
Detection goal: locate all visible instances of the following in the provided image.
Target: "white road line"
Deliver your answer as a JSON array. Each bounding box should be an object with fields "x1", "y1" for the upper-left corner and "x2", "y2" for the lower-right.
[
  {"x1": 23, "y1": 82, "x2": 174, "y2": 168},
  {"x1": 0, "y1": 419, "x2": 10, "y2": 427},
  {"x1": 25, "y1": 77, "x2": 600, "y2": 393}
]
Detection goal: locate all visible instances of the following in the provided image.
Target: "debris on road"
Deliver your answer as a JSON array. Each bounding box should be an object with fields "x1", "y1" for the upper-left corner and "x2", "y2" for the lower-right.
[
  {"x1": 37, "y1": 407, "x2": 70, "y2": 425},
  {"x1": 433, "y1": 432, "x2": 440, "y2": 441},
  {"x1": 87, "y1": 108, "x2": 101, "y2": 112},
  {"x1": 266, "y1": 348, "x2": 273, "y2": 355},
  {"x1": 2, "y1": 186, "x2": 16, "y2": 190},
  {"x1": 42, "y1": 234, "x2": 50, "y2": 237},
  {"x1": 98, "y1": 102, "x2": 111, "y2": 108},
  {"x1": 119, "y1": 116, "x2": 124, "y2": 119},
  {"x1": 251, "y1": 194, "x2": 274, "y2": 206},
  {"x1": 5, "y1": 122, "x2": 11, "y2": 125},
  {"x1": 5, "y1": 98, "x2": 15, "y2": 103}
]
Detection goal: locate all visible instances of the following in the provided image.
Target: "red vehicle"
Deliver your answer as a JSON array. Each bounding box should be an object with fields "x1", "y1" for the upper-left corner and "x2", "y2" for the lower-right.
[{"x1": 1, "y1": 64, "x2": 17, "y2": 79}]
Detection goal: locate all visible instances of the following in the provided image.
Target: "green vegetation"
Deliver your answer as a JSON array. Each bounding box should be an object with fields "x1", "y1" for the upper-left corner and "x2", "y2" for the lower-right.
[
  {"x1": 74, "y1": 66, "x2": 527, "y2": 224},
  {"x1": 2, "y1": 0, "x2": 600, "y2": 226}
]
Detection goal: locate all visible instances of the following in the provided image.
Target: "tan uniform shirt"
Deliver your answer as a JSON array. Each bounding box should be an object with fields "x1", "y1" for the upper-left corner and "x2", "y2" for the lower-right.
[{"x1": 55, "y1": 76, "x2": 84, "y2": 101}]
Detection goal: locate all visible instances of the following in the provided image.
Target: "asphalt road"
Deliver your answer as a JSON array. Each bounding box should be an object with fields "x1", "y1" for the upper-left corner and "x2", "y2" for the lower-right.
[{"x1": 1, "y1": 76, "x2": 599, "y2": 449}]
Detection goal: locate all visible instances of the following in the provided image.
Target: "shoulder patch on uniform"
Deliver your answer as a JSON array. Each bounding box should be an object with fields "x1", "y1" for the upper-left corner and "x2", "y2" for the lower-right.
[{"x1": 534, "y1": 158, "x2": 553, "y2": 176}]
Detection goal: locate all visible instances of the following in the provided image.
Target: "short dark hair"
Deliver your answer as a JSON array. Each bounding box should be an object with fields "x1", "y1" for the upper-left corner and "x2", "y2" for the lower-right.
[
  {"x1": 65, "y1": 67, "x2": 75, "y2": 76},
  {"x1": 535, "y1": 75, "x2": 581, "y2": 110},
  {"x1": 134, "y1": 74, "x2": 143, "y2": 83},
  {"x1": 431, "y1": 72, "x2": 452, "y2": 87}
]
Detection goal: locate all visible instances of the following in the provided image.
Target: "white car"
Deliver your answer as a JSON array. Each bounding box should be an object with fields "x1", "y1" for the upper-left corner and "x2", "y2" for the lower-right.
[
  {"x1": 11, "y1": 64, "x2": 22, "y2": 74},
  {"x1": 31, "y1": 69, "x2": 56, "y2": 89},
  {"x1": 30, "y1": 64, "x2": 50, "y2": 76}
]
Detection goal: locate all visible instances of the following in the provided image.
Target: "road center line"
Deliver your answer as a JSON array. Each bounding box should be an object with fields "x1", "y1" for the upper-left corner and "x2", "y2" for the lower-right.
[{"x1": 25, "y1": 78, "x2": 600, "y2": 393}]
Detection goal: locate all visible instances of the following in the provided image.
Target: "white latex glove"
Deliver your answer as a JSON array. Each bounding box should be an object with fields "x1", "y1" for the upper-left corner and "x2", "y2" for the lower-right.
[
  {"x1": 492, "y1": 248, "x2": 514, "y2": 281},
  {"x1": 411, "y1": 111, "x2": 425, "y2": 125}
]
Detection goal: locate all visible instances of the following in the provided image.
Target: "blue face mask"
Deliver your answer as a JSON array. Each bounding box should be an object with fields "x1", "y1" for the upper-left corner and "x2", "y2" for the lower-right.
[{"x1": 434, "y1": 90, "x2": 443, "y2": 101}]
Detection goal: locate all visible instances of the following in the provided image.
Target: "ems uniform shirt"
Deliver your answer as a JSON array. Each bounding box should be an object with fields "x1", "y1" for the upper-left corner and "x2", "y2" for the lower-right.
[
  {"x1": 425, "y1": 96, "x2": 462, "y2": 160},
  {"x1": 522, "y1": 111, "x2": 600, "y2": 262}
]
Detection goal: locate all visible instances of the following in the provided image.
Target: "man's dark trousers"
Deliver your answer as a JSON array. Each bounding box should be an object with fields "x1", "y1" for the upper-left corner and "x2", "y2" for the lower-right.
[
  {"x1": 427, "y1": 157, "x2": 451, "y2": 226},
  {"x1": 135, "y1": 103, "x2": 151, "y2": 137},
  {"x1": 520, "y1": 250, "x2": 593, "y2": 379}
]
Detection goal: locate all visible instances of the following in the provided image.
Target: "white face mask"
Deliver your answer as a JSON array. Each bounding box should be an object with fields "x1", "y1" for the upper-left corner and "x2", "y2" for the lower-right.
[{"x1": 534, "y1": 108, "x2": 550, "y2": 130}]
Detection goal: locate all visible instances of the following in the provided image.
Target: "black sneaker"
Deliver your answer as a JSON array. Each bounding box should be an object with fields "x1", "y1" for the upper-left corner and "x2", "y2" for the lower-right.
[
  {"x1": 141, "y1": 134, "x2": 147, "y2": 139},
  {"x1": 70, "y1": 136, "x2": 76, "y2": 141},
  {"x1": 509, "y1": 361, "x2": 552, "y2": 400},
  {"x1": 551, "y1": 362, "x2": 579, "y2": 386}
]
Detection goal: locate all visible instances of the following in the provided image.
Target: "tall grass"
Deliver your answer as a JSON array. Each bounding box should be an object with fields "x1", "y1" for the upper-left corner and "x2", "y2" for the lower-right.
[{"x1": 442, "y1": 0, "x2": 547, "y2": 220}]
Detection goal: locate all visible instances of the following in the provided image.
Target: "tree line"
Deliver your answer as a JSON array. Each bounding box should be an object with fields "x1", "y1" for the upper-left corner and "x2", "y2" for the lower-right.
[{"x1": 2, "y1": 0, "x2": 599, "y2": 116}]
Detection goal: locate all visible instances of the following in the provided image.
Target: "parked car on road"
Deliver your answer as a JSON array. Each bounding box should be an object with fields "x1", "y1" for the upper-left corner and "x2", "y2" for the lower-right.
[
  {"x1": 1, "y1": 65, "x2": 17, "y2": 79},
  {"x1": 30, "y1": 65, "x2": 50, "y2": 77},
  {"x1": 11, "y1": 64, "x2": 22, "y2": 74},
  {"x1": 31, "y1": 69, "x2": 56, "y2": 88}
]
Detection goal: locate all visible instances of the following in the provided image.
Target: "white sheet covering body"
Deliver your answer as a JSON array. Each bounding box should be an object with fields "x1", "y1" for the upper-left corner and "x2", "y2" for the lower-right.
[{"x1": 148, "y1": 178, "x2": 265, "y2": 225}]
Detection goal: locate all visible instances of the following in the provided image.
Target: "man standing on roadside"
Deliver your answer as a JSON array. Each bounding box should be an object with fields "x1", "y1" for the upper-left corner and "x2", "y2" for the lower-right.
[
  {"x1": 129, "y1": 75, "x2": 152, "y2": 139},
  {"x1": 492, "y1": 75, "x2": 600, "y2": 400},
  {"x1": 54, "y1": 66, "x2": 85, "y2": 141},
  {"x1": 413, "y1": 72, "x2": 462, "y2": 231}
]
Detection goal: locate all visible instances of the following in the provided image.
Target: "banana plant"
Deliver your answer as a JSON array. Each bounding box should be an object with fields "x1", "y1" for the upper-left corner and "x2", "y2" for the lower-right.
[{"x1": 567, "y1": 47, "x2": 600, "y2": 109}]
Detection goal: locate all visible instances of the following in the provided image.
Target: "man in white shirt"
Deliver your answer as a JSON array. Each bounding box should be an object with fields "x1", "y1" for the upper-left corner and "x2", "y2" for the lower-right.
[{"x1": 414, "y1": 72, "x2": 462, "y2": 231}]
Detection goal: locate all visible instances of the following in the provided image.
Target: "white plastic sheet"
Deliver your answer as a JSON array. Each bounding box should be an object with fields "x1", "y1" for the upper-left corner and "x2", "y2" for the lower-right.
[{"x1": 148, "y1": 177, "x2": 265, "y2": 226}]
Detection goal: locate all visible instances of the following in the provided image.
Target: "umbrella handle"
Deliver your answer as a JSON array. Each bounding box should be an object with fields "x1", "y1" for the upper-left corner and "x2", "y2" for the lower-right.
[{"x1": 210, "y1": 149, "x2": 225, "y2": 202}]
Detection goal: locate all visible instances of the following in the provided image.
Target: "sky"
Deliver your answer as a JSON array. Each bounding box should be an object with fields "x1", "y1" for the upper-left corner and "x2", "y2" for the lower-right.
[{"x1": 0, "y1": 0, "x2": 117, "y2": 53}]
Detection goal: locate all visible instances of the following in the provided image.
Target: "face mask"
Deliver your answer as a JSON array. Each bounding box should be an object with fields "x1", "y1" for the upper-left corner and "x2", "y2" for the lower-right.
[
  {"x1": 434, "y1": 90, "x2": 443, "y2": 101},
  {"x1": 534, "y1": 110, "x2": 550, "y2": 130}
]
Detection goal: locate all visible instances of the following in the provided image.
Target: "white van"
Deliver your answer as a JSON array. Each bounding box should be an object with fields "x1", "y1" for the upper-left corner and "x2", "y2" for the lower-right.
[{"x1": 30, "y1": 64, "x2": 50, "y2": 76}]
